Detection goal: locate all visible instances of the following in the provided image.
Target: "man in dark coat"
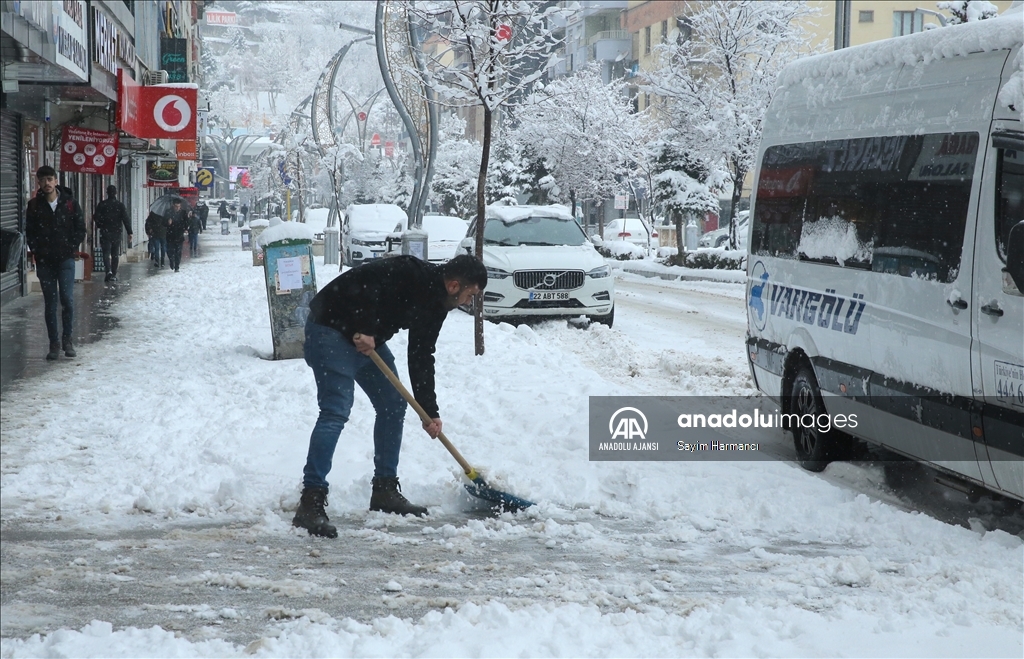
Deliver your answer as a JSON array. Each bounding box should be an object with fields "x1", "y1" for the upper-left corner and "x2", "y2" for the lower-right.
[
  {"x1": 195, "y1": 200, "x2": 209, "y2": 232},
  {"x1": 292, "y1": 254, "x2": 487, "y2": 537},
  {"x1": 93, "y1": 185, "x2": 133, "y2": 282},
  {"x1": 187, "y1": 207, "x2": 203, "y2": 257},
  {"x1": 25, "y1": 166, "x2": 86, "y2": 360},
  {"x1": 146, "y1": 209, "x2": 167, "y2": 268},
  {"x1": 164, "y1": 199, "x2": 189, "y2": 272}
]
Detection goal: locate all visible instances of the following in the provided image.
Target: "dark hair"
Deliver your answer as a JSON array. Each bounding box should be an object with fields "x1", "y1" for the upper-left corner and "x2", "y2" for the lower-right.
[
  {"x1": 36, "y1": 165, "x2": 57, "y2": 179},
  {"x1": 107, "y1": 185, "x2": 117, "y2": 198},
  {"x1": 441, "y1": 254, "x2": 487, "y2": 289}
]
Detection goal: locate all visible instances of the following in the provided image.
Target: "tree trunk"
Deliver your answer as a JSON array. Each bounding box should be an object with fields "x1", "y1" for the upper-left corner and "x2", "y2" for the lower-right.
[
  {"x1": 474, "y1": 104, "x2": 493, "y2": 356},
  {"x1": 728, "y1": 167, "x2": 744, "y2": 250},
  {"x1": 569, "y1": 189, "x2": 577, "y2": 220}
]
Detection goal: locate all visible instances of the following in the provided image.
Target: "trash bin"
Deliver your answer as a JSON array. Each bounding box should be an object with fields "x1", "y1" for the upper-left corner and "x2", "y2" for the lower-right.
[
  {"x1": 249, "y1": 219, "x2": 269, "y2": 266},
  {"x1": 241, "y1": 227, "x2": 252, "y2": 250},
  {"x1": 401, "y1": 227, "x2": 429, "y2": 261},
  {"x1": 237, "y1": 216, "x2": 244, "y2": 228},
  {"x1": 323, "y1": 225, "x2": 339, "y2": 266},
  {"x1": 221, "y1": 219, "x2": 230, "y2": 235},
  {"x1": 685, "y1": 221, "x2": 699, "y2": 251},
  {"x1": 257, "y1": 222, "x2": 317, "y2": 360}
]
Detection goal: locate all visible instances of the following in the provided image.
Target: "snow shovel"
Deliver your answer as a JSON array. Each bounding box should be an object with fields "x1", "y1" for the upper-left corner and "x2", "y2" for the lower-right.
[{"x1": 368, "y1": 349, "x2": 534, "y2": 513}]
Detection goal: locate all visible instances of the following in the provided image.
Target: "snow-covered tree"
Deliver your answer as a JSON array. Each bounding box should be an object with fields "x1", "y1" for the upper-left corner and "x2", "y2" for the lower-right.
[
  {"x1": 431, "y1": 114, "x2": 482, "y2": 217},
  {"x1": 646, "y1": 0, "x2": 819, "y2": 248},
  {"x1": 406, "y1": 0, "x2": 565, "y2": 355},
  {"x1": 936, "y1": 1, "x2": 999, "y2": 24},
  {"x1": 650, "y1": 131, "x2": 724, "y2": 259},
  {"x1": 514, "y1": 64, "x2": 642, "y2": 220}
]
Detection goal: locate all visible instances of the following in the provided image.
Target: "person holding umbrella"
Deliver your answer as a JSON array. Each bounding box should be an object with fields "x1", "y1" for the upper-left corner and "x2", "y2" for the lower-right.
[{"x1": 164, "y1": 199, "x2": 189, "y2": 272}]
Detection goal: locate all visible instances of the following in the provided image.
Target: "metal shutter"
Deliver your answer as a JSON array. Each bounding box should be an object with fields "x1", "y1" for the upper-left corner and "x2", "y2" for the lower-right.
[{"x1": 0, "y1": 110, "x2": 24, "y2": 306}]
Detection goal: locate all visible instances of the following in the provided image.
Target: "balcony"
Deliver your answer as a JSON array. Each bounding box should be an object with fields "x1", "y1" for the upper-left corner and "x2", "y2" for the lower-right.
[{"x1": 588, "y1": 30, "x2": 632, "y2": 63}]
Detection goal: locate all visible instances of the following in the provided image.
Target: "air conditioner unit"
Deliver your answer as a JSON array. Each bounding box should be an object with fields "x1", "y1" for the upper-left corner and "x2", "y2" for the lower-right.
[{"x1": 142, "y1": 70, "x2": 169, "y2": 85}]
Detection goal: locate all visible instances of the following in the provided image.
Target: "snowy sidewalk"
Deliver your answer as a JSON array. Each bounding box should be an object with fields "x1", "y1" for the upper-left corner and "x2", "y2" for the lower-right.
[{"x1": 1, "y1": 230, "x2": 1021, "y2": 657}]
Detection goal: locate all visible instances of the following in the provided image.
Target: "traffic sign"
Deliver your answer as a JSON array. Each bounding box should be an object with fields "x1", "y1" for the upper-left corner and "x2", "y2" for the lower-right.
[{"x1": 370, "y1": 133, "x2": 381, "y2": 147}]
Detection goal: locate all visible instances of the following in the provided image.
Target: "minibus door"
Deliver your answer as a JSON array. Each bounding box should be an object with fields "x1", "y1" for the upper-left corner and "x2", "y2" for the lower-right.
[{"x1": 972, "y1": 125, "x2": 1024, "y2": 500}]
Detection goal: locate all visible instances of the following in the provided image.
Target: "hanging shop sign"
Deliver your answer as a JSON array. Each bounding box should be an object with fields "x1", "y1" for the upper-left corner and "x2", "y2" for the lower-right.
[
  {"x1": 384, "y1": 141, "x2": 395, "y2": 158},
  {"x1": 147, "y1": 161, "x2": 179, "y2": 188},
  {"x1": 160, "y1": 37, "x2": 189, "y2": 83},
  {"x1": 60, "y1": 126, "x2": 119, "y2": 176},
  {"x1": 176, "y1": 139, "x2": 197, "y2": 160},
  {"x1": 196, "y1": 167, "x2": 215, "y2": 190},
  {"x1": 55, "y1": 1, "x2": 89, "y2": 81},
  {"x1": 118, "y1": 70, "x2": 198, "y2": 140},
  {"x1": 204, "y1": 11, "x2": 238, "y2": 26}
]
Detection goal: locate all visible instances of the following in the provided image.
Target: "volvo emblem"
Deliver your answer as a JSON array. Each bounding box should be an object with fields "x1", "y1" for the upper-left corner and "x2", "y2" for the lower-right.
[{"x1": 543, "y1": 273, "x2": 558, "y2": 287}]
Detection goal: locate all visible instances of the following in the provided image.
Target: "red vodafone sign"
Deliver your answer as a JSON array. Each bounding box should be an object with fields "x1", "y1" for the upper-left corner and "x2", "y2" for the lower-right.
[
  {"x1": 118, "y1": 70, "x2": 197, "y2": 140},
  {"x1": 495, "y1": 24, "x2": 512, "y2": 42}
]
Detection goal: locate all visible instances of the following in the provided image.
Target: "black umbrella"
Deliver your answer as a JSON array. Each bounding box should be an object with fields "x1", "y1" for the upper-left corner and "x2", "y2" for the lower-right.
[{"x1": 149, "y1": 195, "x2": 193, "y2": 217}]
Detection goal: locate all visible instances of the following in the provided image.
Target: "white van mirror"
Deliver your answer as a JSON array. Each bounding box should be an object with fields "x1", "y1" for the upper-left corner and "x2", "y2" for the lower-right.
[{"x1": 1003, "y1": 221, "x2": 1024, "y2": 293}]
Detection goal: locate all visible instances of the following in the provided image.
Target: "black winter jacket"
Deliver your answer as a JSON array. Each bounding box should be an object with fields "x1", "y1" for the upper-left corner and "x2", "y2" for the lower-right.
[
  {"x1": 25, "y1": 189, "x2": 86, "y2": 266},
  {"x1": 94, "y1": 197, "x2": 131, "y2": 236},
  {"x1": 309, "y1": 256, "x2": 450, "y2": 418},
  {"x1": 165, "y1": 209, "x2": 189, "y2": 242},
  {"x1": 145, "y1": 211, "x2": 167, "y2": 240}
]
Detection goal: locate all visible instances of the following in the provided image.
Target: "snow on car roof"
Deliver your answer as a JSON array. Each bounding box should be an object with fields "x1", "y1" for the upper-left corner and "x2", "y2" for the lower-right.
[
  {"x1": 778, "y1": 12, "x2": 1022, "y2": 89},
  {"x1": 346, "y1": 204, "x2": 409, "y2": 226},
  {"x1": 486, "y1": 204, "x2": 574, "y2": 223}
]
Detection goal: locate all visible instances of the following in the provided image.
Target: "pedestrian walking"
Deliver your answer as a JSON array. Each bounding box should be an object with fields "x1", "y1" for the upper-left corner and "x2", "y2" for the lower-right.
[
  {"x1": 240, "y1": 203, "x2": 249, "y2": 224},
  {"x1": 188, "y1": 207, "x2": 202, "y2": 258},
  {"x1": 292, "y1": 254, "x2": 487, "y2": 537},
  {"x1": 146, "y1": 209, "x2": 167, "y2": 268},
  {"x1": 274, "y1": 203, "x2": 283, "y2": 219},
  {"x1": 24, "y1": 166, "x2": 86, "y2": 360},
  {"x1": 196, "y1": 199, "x2": 209, "y2": 232},
  {"x1": 165, "y1": 199, "x2": 189, "y2": 272},
  {"x1": 218, "y1": 200, "x2": 229, "y2": 221},
  {"x1": 93, "y1": 185, "x2": 133, "y2": 282}
]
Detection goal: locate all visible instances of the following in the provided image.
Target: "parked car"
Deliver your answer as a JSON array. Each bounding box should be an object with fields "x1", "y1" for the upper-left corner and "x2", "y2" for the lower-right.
[
  {"x1": 699, "y1": 211, "x2": 748, "y2": 248},
  {"x1": 422, "y1": 214, "x2": 470, "y2": 263},
  {"x1": 603, "y1": 217, "x2": 657, "y2": 250},
  {"x1": 458, "y1": 205, "x2": 614, "y2": 326},
  {"x1": 342, "y1": 204, "x2": 408, "y2": 267}
]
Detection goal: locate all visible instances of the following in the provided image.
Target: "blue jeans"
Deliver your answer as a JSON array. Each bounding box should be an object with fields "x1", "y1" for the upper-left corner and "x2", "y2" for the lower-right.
[
  {"x1": 188, "y1": 232, "x2": 199, "y2": 256},
  {"x1": 302, "y1": 320, "x2": 407, "y2": 489},
  {"x1": 151, "y1": 237, "x2": 166, "y2": 264},
  {"x1": 36, "y1": 258, "x2": 75, "y2": 344}
]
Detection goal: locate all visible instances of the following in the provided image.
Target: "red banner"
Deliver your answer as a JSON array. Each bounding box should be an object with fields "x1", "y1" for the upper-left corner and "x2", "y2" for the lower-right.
[
  {"x1": 756, "y1": 166, "x2": 814, "y2": 199},
  {"x1": 118, "y1": 69, "x2": 197, "y2": 140},
  {"x1": 60, "y1": 126, "x2": 118, "y2": 176}
]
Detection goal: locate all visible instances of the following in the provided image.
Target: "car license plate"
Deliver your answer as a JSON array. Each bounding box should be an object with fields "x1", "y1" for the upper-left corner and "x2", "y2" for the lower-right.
[{"x1": 529, "y1": 291, "x2": 569, "y2": 301}]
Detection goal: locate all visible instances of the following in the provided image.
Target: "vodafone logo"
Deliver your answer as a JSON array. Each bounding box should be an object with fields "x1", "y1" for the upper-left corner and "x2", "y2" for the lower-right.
[{"x1": 153, "y1": 95, "x2": 192, "y2": 133}]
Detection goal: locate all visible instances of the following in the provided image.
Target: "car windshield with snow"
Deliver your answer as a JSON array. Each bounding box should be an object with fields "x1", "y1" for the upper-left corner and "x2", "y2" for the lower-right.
[{"x1": 460, "y1": 205, "x2": 614, "y2": 326}]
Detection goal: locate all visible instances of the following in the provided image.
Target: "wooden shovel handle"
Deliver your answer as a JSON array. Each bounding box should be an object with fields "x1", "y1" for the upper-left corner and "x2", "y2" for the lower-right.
[{"x1": 367, "y1": 349, "x2": 476, "y2": 478}]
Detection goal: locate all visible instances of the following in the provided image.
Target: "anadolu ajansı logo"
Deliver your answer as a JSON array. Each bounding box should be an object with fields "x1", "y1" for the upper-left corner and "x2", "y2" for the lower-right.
[{"x1": 609, "y1": 407, "x2": 648, "y2": 440}]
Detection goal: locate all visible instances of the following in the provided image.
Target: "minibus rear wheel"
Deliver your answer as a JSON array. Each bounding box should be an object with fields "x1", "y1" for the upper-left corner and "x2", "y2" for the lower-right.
[{"x1": 788, "y1": 364, "x2": 846, "y2": 472}]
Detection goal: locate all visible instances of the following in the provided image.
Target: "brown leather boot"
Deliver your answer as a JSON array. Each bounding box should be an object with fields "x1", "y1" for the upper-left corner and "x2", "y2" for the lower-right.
[
  {"x1": 292, "y1": 487, "x2": 337, "y2": 538},
  {"x1": 369, "y1": 477, "x2": 427, "y2": 517}
]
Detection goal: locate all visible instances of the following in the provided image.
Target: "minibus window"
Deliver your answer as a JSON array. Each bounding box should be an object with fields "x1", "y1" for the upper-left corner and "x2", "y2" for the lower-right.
[
  {"x1": 752, "y1": 132, "x2": 977, "y2": 283},
  {"x1": 995, "y1": 146, "x2": 1024, "y2": 263}
]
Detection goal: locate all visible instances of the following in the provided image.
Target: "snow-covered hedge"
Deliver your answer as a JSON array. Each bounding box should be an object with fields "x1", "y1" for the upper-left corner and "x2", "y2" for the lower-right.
[
  {"x1": 661, "y1": 247, "x2": 745, "y2": 270},
  {"x1": 595, "y1": 240, "x2": 647, "y2": 261}
]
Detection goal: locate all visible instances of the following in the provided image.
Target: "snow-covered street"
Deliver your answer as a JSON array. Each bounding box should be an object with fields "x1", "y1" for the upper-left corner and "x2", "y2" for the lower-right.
[{"x1": 1, "y1": 231, "x2": 1021, "y2": 657}]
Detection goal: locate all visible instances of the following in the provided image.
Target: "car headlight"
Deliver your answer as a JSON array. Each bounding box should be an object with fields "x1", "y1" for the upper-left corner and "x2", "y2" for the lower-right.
[
  {"x1": 352, "y1": 238, "x2": 369, "y2": 246},
  {"x1": 485, "y1": 267, "x2": 511, "y2": 279},
  {"x1": 587, "y1": 265, "x2": 611, "y2": 278}
]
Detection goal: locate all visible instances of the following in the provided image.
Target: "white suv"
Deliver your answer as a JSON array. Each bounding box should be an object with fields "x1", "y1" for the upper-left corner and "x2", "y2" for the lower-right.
[{"x1": 460, "y1": 205, "x2": 615, "y2": 326}]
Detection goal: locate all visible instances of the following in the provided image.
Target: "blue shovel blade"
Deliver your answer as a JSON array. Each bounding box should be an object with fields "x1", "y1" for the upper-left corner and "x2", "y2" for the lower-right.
[{"x1": 464, "y1": 476, "x2": 534, "y2": 512}]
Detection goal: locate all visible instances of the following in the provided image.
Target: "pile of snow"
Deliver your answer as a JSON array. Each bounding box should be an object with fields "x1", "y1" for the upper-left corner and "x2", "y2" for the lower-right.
[
  {"x1": 600, "y1": 239, "x2": 647, "y2": 260},
  {"x1": 255, "y1": 221, "x2": 316, "y2": 247},
  {"x1": 779, "y1": 12, "x2": 1023, "y2": 88},
  {"x1": 248, "y1": 219, "x2": 270, "y2": 229},
  {"x1": 997, "y1": 47, "x2": 1024, "y2": 121},
  {"x1": 301, "y1": 207, "x2": 331, "y2": 236},
  {"x1": 486, "y1": 204, "x2": 574, "y2": 223},
  {"x1": 798, "y1": 216, "x2": 872, "y2": 266}
]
